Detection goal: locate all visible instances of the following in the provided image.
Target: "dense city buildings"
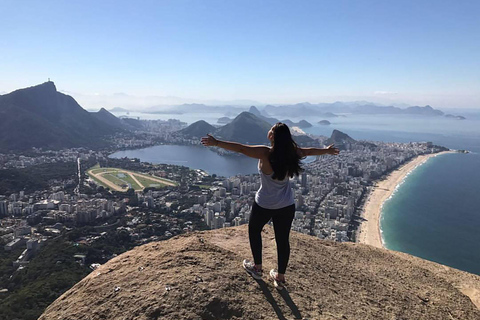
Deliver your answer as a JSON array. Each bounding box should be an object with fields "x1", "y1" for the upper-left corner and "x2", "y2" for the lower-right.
[{"x1": 0, "y1": 136, "x2": 446, "y2": 274}]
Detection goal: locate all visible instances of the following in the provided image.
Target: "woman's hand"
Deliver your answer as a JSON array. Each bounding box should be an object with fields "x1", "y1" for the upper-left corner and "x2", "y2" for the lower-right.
[
  {"x1": 326, "y1": 144, "x2": 340, "y2": 155},
  {"x1": 201, "y1": 134, "x2": 218, "y2": 147}
]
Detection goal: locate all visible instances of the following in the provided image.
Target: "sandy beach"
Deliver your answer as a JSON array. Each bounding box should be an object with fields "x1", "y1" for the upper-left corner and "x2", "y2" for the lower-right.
[{"x1": 357, "y1": 150, "x2": 454, "y2": 249}]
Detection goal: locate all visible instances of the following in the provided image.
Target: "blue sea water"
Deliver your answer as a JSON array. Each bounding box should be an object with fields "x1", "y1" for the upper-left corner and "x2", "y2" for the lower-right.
[{"x1": 381, "y1": 152, "x2": 480, "y2": 275}]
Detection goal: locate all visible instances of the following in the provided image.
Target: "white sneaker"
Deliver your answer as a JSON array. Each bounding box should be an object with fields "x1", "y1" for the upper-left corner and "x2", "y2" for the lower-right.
[
  {"x1": 243, "y1": 259, "x2": 263, "y2": 280},
  {"x1": 270, "y1": 269, "x2": 287, "y2": 290}
]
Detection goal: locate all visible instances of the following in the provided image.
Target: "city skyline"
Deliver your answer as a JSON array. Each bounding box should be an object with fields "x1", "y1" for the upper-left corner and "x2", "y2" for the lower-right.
[{"x1": 1, "y1": 0, "x2": 479, "y2": 109}]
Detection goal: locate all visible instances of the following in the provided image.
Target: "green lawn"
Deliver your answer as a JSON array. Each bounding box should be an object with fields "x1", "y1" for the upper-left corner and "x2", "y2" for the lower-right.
[
  {"x1": 135, "y1": 172, "x2": 176, "y2": 185},
  {"x1": 119, "y1": 173, "x2": 142, "y2": 190},
  {"x1": 103, "y1": 173, "x2": 130, "y2": 188},
  {"x1": 135, "y1": 175, "x2": 167, "y2": 188}
]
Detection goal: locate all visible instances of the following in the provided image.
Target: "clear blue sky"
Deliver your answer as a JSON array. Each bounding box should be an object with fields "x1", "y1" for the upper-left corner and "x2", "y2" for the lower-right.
[{"x1": 1, "y1": 0, "x2": 479, "y2": 108}]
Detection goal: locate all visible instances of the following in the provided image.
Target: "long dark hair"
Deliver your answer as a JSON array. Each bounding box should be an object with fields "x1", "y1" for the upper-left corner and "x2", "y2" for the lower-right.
[{"x1": 269, "y1": 123, "x2": 304, "y2": 180}]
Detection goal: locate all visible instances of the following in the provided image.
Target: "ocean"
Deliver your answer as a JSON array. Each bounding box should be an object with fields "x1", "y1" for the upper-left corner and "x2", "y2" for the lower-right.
[
  {"x1": 112, "y1": 110, "x2": 480, "y2": 275},
  {"x1": 381, "y1": 152, "x2": 480, "y2": 275}
]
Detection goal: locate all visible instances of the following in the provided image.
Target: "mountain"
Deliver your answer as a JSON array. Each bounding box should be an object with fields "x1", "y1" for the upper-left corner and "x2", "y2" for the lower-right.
[
  {"x1": 121, "y1": 117, "x2": 145, "y2": 129},
  {"x1": 326, "y1": 129, "x2": 378, "y2": 151},
  {"x1": 215, "y1": 112, "x2": 272, "y2": 144},
  {"x1": 329, "y1": 129, "x2": 356, "y2": 143},
  {"x1": 197, "y1": 112, "x2": 314, "y2": 146},
  {"x1": 326, "y1": 129, "x2": 356, "y2": 150},
  {"x1": 248, "y1": 106, "x2": 280, "y2": 125},
  {"x1": 91, "y1": 108, "x2": 133, "y2": 131},
  {"x1": 179, "y1": 120, "x2": 216, "y2": 138},
  {"x1": 0, "y1": 82, "x2": 117, "y2": 151},
  {"x1": 263, "y1": 102, "x2": 447, "y2": 118},
  {"x1": 404, "y1": 105, "x2": 444, "y2": 116},
  {"x1": 248, "y1": 105, "x2": 262, "y2": 116},
  {"x1": 297, "y1": 120, "x2": 312, "y2": 128},
  {"x1": 39, "y1": 225, "x2": 480, "y2": 320}
]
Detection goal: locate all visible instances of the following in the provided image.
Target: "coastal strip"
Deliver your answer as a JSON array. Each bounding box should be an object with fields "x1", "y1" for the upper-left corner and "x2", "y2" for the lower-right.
[{"x1": 357, "y1": 150, "x2": 454, "y2": 249}]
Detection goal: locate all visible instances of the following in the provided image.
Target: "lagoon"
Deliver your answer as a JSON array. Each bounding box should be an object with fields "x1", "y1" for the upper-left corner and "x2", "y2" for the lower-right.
[{"x1": 109, "y1": 144, "x2": 316, "y2": 178}]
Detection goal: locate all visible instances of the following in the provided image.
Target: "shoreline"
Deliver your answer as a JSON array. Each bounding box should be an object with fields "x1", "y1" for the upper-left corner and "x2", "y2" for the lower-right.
[{"x1": 357, "y1": 150, "x2": 454, "y2": 249}]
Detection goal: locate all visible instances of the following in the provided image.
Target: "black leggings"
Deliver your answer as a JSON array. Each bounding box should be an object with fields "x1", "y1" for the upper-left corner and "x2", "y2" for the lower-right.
[{"x1": 248, "y1": 201, "x2": 295, "y2": 274}]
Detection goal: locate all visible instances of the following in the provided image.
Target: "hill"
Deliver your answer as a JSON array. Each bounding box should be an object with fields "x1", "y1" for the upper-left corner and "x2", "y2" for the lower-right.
[
  {"x1": 39, "y1": 225, "x2": 480, "y2": 320},
  {"x1": 179, "y1": 120, "x2": 216, "y2": 138},
  {"x1": 215, "y1": 112, "x2": 272, "y2": 144},
  {"x1": 326, "y1": 129, "x2": 356, "y2": 148},
  {"x1": 91, "y1": 108, "x2": 133, "y2": 131},
  {"x1": 0, "y1": 82, "x2": 117, "y2": 151}
]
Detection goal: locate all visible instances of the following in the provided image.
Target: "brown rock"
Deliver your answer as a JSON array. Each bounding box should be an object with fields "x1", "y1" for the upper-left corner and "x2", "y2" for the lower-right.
[{"x1": 39, "y1": 225, "x2": 480, "y2": 320}]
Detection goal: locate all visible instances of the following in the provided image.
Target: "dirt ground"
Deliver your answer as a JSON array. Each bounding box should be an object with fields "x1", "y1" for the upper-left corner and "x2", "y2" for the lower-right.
[{"x1": 40, "y1": 225, "x2": 480, "y2": 320}]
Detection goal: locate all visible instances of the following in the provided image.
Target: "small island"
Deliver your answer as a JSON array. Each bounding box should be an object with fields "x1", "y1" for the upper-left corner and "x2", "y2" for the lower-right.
[
  {"x1": 318, "y1": 120, "x2": 331, "y2": 125},
  {"x1": 445, "y1": 114, "x2": 466, "y2": 120}
]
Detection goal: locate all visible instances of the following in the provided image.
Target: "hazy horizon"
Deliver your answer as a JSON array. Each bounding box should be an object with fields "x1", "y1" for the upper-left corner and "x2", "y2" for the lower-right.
[{"x1": 1, "y1": 1, "x2": 479, "y2": 110}]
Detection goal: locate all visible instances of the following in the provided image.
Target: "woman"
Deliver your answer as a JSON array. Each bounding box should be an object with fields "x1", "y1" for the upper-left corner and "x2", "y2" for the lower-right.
[{"x1": 201, "y1": 122, "x2": 339, "y2": 289}]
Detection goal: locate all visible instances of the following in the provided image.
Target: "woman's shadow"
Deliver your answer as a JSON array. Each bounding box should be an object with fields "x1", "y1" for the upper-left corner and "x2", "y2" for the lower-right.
[{"x1": 254, "y1": 278, "x2": 303, "y2": 320}]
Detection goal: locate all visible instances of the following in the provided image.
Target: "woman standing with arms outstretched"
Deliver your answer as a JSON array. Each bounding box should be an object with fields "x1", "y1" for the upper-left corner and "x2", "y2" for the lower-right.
[{"x1": 201, "y1": 122, "x2": 339, "y2": 289}]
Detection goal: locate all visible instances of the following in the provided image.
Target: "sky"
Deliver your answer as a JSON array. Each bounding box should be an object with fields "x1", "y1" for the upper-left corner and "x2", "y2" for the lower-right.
[{"x1": 0, "y1": 0, "x2": 479, "y2": 109}]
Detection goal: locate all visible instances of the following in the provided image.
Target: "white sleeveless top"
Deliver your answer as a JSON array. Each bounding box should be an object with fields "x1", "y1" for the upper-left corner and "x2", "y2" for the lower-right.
[{"x1": 255, "y1": 165, "x2": 294, "y2": 210}]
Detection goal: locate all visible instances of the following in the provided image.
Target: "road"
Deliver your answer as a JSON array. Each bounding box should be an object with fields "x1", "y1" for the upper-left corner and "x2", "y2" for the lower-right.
[{"x1": 74, "y1": 158, "x2": 81, "y2": 195}]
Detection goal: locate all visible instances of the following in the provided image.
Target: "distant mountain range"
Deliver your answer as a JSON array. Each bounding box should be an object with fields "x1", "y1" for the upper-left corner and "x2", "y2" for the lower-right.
[
  {"x1": 0, "y1": 82, "x2": 124, "y2": 151},
  {"x1": 109, "y1": 99, "x2": 465, "y2": 121},
  {"x1": 262, "y1": 102, "x2": 450, "y2": 117},
  {"x1": 1, "y1": 82, "x2": 465, "y2": 153}
]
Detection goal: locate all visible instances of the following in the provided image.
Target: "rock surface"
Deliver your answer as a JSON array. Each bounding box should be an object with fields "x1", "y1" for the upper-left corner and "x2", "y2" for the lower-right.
[{"x1": 40, "y1": 225, "x2": 480, "y2": 320}]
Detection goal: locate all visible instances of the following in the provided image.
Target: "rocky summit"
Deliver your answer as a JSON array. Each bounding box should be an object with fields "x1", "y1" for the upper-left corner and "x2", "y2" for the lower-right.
[{"x1": 39, "y1": 226, "x2": 480, "y2": 320}]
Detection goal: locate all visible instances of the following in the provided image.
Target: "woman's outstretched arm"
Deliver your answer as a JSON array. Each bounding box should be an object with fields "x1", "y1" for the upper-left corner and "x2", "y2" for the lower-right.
[
  {"x1": 298, "y1": 144, "x2": 340, "y2": 157},
  {"x1": 201, "y1": 134, "x2": 269, "y2": 159}
]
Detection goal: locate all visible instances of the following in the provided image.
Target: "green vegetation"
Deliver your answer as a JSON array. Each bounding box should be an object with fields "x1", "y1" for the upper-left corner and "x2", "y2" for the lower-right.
[
  {"x1": 134, "y1": 174, "x2": 170, "y2": 189},
  {"x1": 0, "y1": 237, "x2": 90, "y2": 320},
  {"x1": 119, "y1": 173, "x2": 142, "y2": 190},
  {"x1": 102, "y1": 172, "x2": 130, "y2": 188},
  {"x1": 0, "y1": 162, "x2": 77, "y2": 194},
  {"x1": 0, "y1": 227, "x2": 136, "y2": 320}
]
